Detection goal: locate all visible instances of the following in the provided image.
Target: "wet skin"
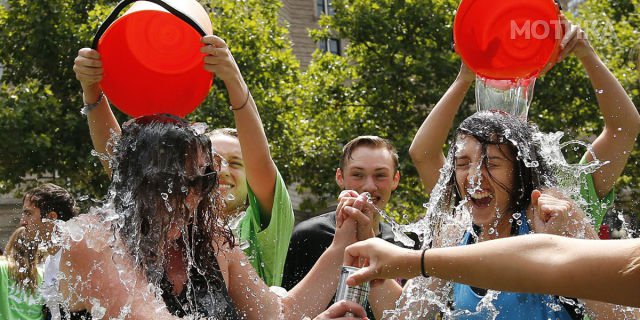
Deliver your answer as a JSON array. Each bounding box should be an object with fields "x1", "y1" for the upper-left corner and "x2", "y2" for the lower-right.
[
  {"x1": 209, "y1": 135, "x2": 248, "y2": 215},
  {"x1": 454, "y1": 135, "x2": 516, "y2": 236}
]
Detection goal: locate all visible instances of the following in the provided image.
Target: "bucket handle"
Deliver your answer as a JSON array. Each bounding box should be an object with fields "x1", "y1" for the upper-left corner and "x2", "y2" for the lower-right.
[{"x1": 91, "y1": 0, "x2": 208, "y2": 49}]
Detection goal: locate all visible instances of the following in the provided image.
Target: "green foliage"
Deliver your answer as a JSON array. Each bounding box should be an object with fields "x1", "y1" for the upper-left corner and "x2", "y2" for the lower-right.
[
  {"x1": 295, "y1": 0, "x2": 640, "y2": 224},
  {"x1": 534, "y1": 0, "x2": 640, "y2": 215},
  {"x1": 0, "y1": 0, "x2": 111, "y2": 199},
  {"x1": 0, "y1": 0, "x2": 301, "y2": 203},
  {"x1": 295, "y1": 0, "x2": 470, "y2": 222},
  {"x1": 0, "y1": 0, "x2": 638, "y2": 227}
]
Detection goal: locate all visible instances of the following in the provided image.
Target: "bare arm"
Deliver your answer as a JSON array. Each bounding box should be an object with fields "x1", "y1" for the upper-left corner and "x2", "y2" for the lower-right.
[
  {"x1": 73, "y1": 48, "x2": 121, "y2": 177},
  {"x1": 227, "y1": 216, "x2": 359, "y2": 319},
  {"x1": 201, "y1": 36, "x2": 278, "y2": 215},
  {"x1": 409, "y1": 64, "x2": 474, "y2": 193},
  {"x1": 345, "y1": 236, "x2": 640, "y2": 308},
  {"x1": 557, "y1": 22, "x2": 640, "y2": 198}
]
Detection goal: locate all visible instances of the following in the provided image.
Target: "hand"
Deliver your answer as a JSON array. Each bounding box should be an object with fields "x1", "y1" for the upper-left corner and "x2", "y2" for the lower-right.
[
  {"x1": 313, "y1": 301, "x2": 368, "y2": 320},
  {"x1": 73, "y1": 48, "x2": 103, "y2": 94},
  {"x1": 200, "y1": 35, "x2": 242, "y2": 84},
  {"x1": 336, "y1": 190, "x2": 359, "y2": 227},
  {"x1": 541, "y1": 17, "x2": 594, "y2": 75},
  {"x1": 332, "y1": 212, "x2": 358, "y2": 250},
  {"x1": 344, "y1": 238, "x2": 418, "y2": 286},
  {"x1": 337, "y1": 192, "x2": 376, "y2": 241},
  {"x1": 457, "y1": 62, "x2": 475, "y2": 83},
  {"x1": 556, "y1": 16, "x2": 593, "y2": 62},
  {"x1": 530, "y1": 189, "x2": 590, "y2": 237}
]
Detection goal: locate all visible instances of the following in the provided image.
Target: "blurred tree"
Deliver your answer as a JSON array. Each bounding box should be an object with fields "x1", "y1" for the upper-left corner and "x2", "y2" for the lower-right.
[
  {"x1": 0, "y1": 0, "x2": 637, "y2": 228},
  {"x1": 0, "y1": 0, "x2": 301, "y2": 206},
  {"x1": 293, "y1": 0, "x2": 639, "y2": 225},
  {"x1": 533, "y1": 0, "x2": 640, "y2": 226}
]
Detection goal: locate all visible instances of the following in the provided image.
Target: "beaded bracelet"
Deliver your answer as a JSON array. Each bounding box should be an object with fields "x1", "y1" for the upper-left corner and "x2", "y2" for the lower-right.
[{"x1": 81, "y1": 91, "x2": 104, "y2": 115}]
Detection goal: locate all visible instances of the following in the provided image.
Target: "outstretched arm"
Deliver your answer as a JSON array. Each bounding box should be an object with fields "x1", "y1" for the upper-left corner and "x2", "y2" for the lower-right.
[
  {"x1": 345, "y1": 236, "x2": 640, "y2": 308},
  {"x1": 227, "y1": 215, "x2": 359, "y2": 319},
  {"x1": 201, "y1": 36, "x2": 278, "y2": 216},
  {"x1": 558, "y1": 21, "x2": 640, "y2": 198},
  {"x1": 73, "y1": 48, "x2": 121, "y2": 177},
  {"x1": 409, "y1": 64, "x2": 474, "y2": 193}
]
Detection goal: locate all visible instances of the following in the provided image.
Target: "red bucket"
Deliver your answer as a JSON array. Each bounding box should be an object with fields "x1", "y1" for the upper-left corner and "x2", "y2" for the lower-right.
[
  {"x1": 454, "y1": 0, "x2": 562, "y2": 80},
  {"x1": 92, "y1": 0, "x2": 213, "y2": 117}
]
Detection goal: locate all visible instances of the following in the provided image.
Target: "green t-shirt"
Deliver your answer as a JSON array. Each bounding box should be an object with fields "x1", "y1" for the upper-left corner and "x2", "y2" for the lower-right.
[
  {"x1": 579, "y1": 172, "x2": 614, "y2": 229},
  {"x1": 238, "y1": 169, "x2": 295, "y2": 287},
  {"x1": 577, "y1": 156, "x2": 615, "y2": 229},
  {"x1": 0, "y1": 260, "x2": 44, "y2": 320}
]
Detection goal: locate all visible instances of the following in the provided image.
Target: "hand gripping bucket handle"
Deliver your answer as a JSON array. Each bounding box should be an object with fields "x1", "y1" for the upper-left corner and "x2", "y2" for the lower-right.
[{"x1": 91, "y1": 0, "x2": 207, "y2": 49}]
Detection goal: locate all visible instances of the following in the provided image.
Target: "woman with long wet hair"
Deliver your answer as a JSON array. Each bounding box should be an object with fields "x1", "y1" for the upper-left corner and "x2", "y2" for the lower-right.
[
  {"x1": 345, "y1": 20, "x2": 638, "y2": 320},
  {"x1": 52, "y1": 115, "x2": 356, "y2": 319},
  {"x1": 0, "y1": 227, "x2": 44, "y2": 319}
]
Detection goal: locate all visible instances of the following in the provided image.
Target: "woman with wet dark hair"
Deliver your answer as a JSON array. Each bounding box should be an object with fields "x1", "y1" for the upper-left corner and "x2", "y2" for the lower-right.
[
  {"x1": 52, "y1": 115, "x2": 357, "y2": 319},
  {"x1": 369, "y1": 20, "x2": 637, "y2": 319}
]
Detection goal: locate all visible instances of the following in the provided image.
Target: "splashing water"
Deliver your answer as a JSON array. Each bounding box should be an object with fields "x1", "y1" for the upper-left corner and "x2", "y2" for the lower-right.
[
  {"x1": 381, "y1": 128, "x2": 636, "y2": 319},
  {"x1": 360, "y1": 192, "x2": 416, "y2": 248}
]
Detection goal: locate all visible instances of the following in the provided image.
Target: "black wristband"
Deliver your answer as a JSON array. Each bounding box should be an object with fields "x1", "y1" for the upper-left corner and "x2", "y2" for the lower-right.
[{"x1": 420, "y1": 247, "x2": 429, "y2": 277}]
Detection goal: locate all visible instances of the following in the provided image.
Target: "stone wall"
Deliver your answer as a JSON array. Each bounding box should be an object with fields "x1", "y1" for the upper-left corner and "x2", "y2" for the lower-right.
[{"x1": 280, "y1": 0, "x2": 319, "y2": 69}]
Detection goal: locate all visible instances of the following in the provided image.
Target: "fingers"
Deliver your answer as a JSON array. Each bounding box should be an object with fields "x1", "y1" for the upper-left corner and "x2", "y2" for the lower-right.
[
  {"x1": 531, "y1": 189, "x2": 541, "y2": 207},
  {"x1": 78, "y1": 48, "x2": 101, "y2": 60},
  {"x1": 337, "y1": 196, "x2": 357, "y2": 227},
  {"x1": 319, "y1": 300, "x2": 367, "y2": 319},
  {"x1": 339, "y1": 190, "x2": 359, "y2": 200},
  {"x1": 344, "y1": 241, "x2": 369, "y2": 268},
  {"x1": 343, "y1": 206, "x2": 374, "y2": 240},
  {"x1": 345, "y1": 266, "x2": 375, "y2": 287},
  {"x1": 73, "y1": 48, "x2": 103, "y2": 85},
  {"x1": 560, "y1": 23, "x2": 578, "y2": 49},
  {"x1": 200, "y1": 35, "x2": 230, "y2": 60},
  {"x1": 336, "y1": 191, "x2": 360, "y2": 227},
  {"x1": 201, "y1": 35, "x2": 228, "y2": 48}
]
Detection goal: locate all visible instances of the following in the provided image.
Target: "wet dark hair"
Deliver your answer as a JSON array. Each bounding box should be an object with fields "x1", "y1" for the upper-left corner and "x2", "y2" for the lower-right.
[
  {"x1": 109, "y1": 114, "x2": 233, "y2": 285},
  {"x1": 441, "y1": 111, "x2": 555, "y2": 230},
  {"x1": 23, "y1": 183, "x2": 77, "y2": 222}
]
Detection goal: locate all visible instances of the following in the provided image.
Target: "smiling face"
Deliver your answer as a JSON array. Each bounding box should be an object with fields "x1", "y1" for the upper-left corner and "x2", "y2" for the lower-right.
[
  {"x1": 336, "y1": 146, "x2": 400, "y2": 209},
  {"x1": 454, "y1": 135, "x2": 516, "y2": 227},
  {"x1": 209, "y1": 134, "x2": 248, "y2": 215}
]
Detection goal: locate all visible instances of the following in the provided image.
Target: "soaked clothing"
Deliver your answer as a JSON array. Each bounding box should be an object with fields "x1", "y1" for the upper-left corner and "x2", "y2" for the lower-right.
[
  {"x1": 453, "y1": 219, "x2": 574, "y2": 320},
  {"x1": 0, "y1": 260, "x2": 44, "y2": 320},
  {"x1": 282, "y1": 211, "x2": 420, "y2": 320},
  {"x1": 159, "y1": 260, "x2": 240, "y2": 319},
  {"x1": 43, "y1": 249, "x2": 240, "y2": 319},
  {"x1": 579, "y1": 171, "x2": 614, "y2": 229}
]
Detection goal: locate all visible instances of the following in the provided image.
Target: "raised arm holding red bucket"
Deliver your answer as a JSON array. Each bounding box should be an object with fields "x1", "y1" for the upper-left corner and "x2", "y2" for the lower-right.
[{"x1": 406, "y1": 1, "x2": 639, "y2": 317}]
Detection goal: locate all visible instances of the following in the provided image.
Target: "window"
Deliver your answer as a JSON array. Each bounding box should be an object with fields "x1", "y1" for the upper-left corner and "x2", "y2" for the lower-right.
[
  {"x1": 316, "y1": 0, "x2": 334, "y2": 16},
  {"x1": 318, "y1": 38, "x2": 341, "y2": 55}
]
